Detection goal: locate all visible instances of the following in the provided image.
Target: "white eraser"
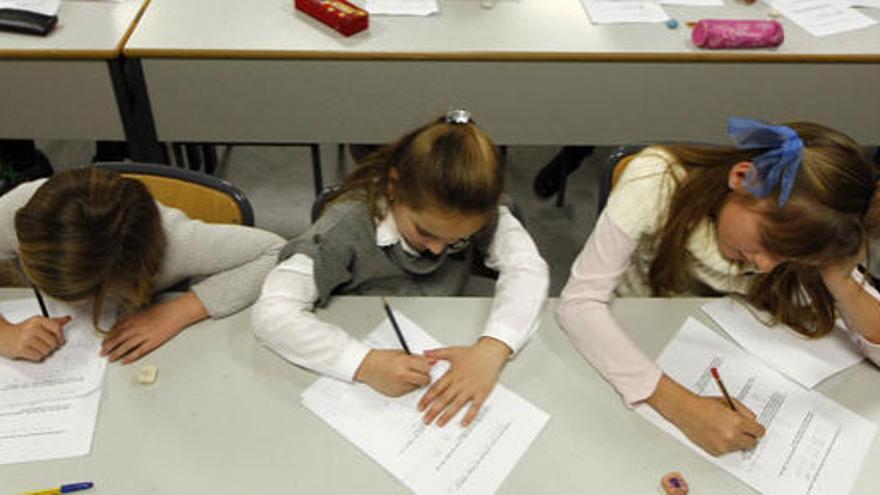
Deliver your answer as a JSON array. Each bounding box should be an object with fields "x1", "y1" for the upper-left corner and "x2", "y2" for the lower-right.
[{"x1": 137, "y1": 365, "x2": 159, "y2": 385}]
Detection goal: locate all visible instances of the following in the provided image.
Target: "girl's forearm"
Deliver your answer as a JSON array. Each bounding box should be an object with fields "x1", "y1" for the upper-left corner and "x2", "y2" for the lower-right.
[{"x1": 825, "y1": 274, "x2": 880, "y2": 343}]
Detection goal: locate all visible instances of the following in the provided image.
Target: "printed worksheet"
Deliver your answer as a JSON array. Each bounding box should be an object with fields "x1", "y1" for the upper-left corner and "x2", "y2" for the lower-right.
[
  {"x1": 0, "y1": 298, "x2": 113, "y2": 405},
  {"x1": 366, "y1": 0, "x2": 438, "y2": 16},
  {"x1": 702, "y1": 298, "x2": 862, "y2": 388},
  {"x1": 301, "y1": 312, "x2": 549, "y2": 495},
  {"x1": 0, "y1": 0, "x2": 59, "y2": 16},
  {"x1": 638, "y1": 318, "x2": 876, "y2": 495},
  {"x1": 0, "y1": 389, "x2": 101, "y2": 465},
  {"x1": 767, "y1": 0, "x2": 877, "y2": 36},
  {"x1": 579, "y1": 0, "x2": 669, "y2": 24}
]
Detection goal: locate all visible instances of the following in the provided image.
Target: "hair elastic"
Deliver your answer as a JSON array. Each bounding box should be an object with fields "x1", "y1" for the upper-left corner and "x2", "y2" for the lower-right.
[
  {"x1": 728, "y1": 117, "x2": 804, "y2": 206},
  {"x1": 445, "y1": 109, "x2": 472, "y2": 125}
]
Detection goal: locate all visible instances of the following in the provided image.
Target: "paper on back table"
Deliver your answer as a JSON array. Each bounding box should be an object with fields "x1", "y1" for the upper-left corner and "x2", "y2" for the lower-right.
[
  {"x1": 638, "y1": 318, "x2": 875, "y2": 495},
  {"x1": 702, "y1": 298, "x2": 862, "y2": 388},
  {"x1": 301, "y1": 311, "x2": 549, "y2": 495},
  {"x1": 0, "y1": 298, "x2": 113, "y2": 405}
]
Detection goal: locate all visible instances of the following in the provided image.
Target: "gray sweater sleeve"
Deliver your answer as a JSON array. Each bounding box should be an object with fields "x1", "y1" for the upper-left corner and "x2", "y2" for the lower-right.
[{"x1": 154, "y1": 205, "x2": 286, "y2": 318}]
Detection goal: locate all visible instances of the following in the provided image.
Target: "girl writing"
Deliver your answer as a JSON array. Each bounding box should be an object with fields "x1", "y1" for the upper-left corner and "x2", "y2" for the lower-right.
[
  {"x1": 253, "y1": 110, "x2": 549, "y2": 427},
  {"x1": 0, "y1": 168, "x2": 284, "y2": 363},
  {"x1": 558, "y1": 118, "x2": 880, "y2": 456}
]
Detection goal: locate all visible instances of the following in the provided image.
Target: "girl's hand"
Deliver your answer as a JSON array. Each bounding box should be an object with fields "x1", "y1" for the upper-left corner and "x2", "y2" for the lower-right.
[
  {"x1": 418, "y1": 337, "x2": 511, "y2": 427},
  {"x1": 355, "y1": 349, "x2": 435, "y2": 397},
  {"x1": 648, "y1": 375, "x2": 765, "y2": 456},
  {"x1": 0, "y1": 315, "x2": 71, "y2": 361},
  {"x1": 101, "y1": 292, "x2": 208, "y2": 364}
]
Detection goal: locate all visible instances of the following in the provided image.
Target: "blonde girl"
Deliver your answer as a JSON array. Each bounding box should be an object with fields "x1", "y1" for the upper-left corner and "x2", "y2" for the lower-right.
[{"x1": 0, "y1": 168, "x2": 284, "y2": 363}]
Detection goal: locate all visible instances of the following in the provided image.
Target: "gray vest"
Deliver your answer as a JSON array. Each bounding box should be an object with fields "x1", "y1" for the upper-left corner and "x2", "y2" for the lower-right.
[{"x1": 279, "y1": 201, "x2": 496, "y2": 307}]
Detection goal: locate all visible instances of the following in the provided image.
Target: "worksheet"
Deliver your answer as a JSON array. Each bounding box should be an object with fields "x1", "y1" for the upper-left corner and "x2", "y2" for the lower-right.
[
  {"x1": 366, "y1": 0, "x2": 438, "y2": 16},
  {"x1": 702, "y1": 298, "x2": 862, "y2": 388},
  {"x1": 301, "y1": 312, "x2": 549, "y2": 495},
  {"x1": 0, "y1": 298, "x2": 112, "y2": 405},
  {"x1": 638, "y1": 318, "x2": 876, "y2": 495},
  {"x1": 0, "y1": 0, "x2": 59, "y2": 16},
  {"x1": 579, "y1": 0, "x2": 669, "y2": 24},
  {"x1": 0, "y1": 389, "x2": 101, "y2": 465},
  {"x1": 767, "y1": 0, "x2": 877, "y2": 36}
]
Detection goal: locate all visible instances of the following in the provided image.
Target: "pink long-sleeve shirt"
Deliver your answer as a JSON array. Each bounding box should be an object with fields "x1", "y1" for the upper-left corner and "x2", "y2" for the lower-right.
[{"x1": 557, "y1": 148, "x2": 880, "y2": 406}]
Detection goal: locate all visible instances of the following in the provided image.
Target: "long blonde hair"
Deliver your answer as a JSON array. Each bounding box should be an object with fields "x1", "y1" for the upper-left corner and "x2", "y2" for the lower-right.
[
  {"x1": 328, "y1": 115, "x2": 503, "y2": 219},
  {"x1": 651, "y1": 122, "x2": 878, "y2": 337},
  {"x1": 15, "y1": 168, "x2": 166, "y2": 330}
]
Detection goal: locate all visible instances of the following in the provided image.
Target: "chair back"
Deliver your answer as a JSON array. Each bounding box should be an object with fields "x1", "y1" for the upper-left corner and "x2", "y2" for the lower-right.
[
  {"x1": 597, "y1": 144, "x2": 647, "y2": 216},
  {"x1": 96, "y1": 163, "x2": 254, "y2": 226}
]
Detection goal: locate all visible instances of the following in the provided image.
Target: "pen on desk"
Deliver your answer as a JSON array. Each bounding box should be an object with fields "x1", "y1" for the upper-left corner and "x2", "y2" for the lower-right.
[
  {"x1": 381, "y1": 297, "x2": 411, "y2": 355},
  {"x1": 33, "y1": 286, "x2": 49, "y2": 318},
  {"x1": 710, "y1": 367, "x2": 737, "y2": 411},
  {"x1": 21, "y1": 481, "x2": 93, "y2": 495}
]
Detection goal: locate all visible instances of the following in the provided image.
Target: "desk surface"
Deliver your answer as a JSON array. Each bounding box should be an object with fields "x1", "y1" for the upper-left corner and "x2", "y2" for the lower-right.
[
  {"x1": 0, "y1": 0, "x2": 147, "y2": 59},
  {"x1": 1, "y1": 291, "x2": 878, "y2": 494},
  {"x1": 124, "y1": 0, "x2": 880, "y2": 61}
]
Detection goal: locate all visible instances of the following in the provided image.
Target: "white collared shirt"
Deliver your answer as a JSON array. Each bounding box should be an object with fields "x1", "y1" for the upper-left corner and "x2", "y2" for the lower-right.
[{"x1": 252, "y1": 205, "x2": 549, "y2": 382}]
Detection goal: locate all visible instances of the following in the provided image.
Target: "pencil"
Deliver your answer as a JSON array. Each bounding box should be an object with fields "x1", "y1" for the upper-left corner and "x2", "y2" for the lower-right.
[
  {"x1": 710, "y1": 367, "x2": 737, "y2": 411},
  {"x1": 33, "y1": 287, "x2": 49, "y2": 318},
  {"x1": 381, "y1": 297, "x2": 411, "y2": 355}
]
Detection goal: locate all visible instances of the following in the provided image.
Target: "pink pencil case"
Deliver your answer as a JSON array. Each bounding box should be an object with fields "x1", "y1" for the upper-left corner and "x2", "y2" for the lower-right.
[{"x1": 691, "y1": 19, "x2": 784, "y2": 49}]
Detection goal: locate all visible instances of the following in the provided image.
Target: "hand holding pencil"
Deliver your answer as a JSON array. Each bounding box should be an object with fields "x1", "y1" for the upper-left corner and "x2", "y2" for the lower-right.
[
  {"x1": 646, "y1": 374, "x2": 766, "y2": 457},
  {"x1": 353, "y1": 299, "x2": 435, "y2": 397}
]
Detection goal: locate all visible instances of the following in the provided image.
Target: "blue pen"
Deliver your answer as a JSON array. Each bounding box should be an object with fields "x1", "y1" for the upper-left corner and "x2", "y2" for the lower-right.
[{"x1": 22, "y1": 481, "x2": 93, "y2": 495}]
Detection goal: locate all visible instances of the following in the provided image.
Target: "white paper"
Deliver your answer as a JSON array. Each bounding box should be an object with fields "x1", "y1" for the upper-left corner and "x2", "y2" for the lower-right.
[
  {"x1": 638, "y1": 318, "x2": 876, "y2": 495},
  {"x1": 702, "y1": 298, "x2": 863, "y2": 388},
  {"x1": 0, "y1": 389, "x2": 101, "y2": 465},
  {"x1": 302, "y1": 312, "x2": 549, "y2": 495},
  {"x1": 366, "y1": 0, "x2": 438, "y2": 16},
  {"x1": 0, "y1": 0, "x2": 59, "y2": 15},
  {"x1": 656, "y1": 0, "x2": 722, "y2": 6},
  {"x1": 580, "y1": 0, "x2": 669, "y2": 24},
  {"x1": 846, "y1": 0, "x2": 880, "y2": 7},
  {"x1": 0, "y1": 298, "x2": 113, "y2": 405},
  {"x1": 767, "y1": 0, "x2": 877, "y2": 36}
]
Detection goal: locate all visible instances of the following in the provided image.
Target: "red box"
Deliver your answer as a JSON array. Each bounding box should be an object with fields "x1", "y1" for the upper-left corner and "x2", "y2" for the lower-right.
[{"x1": 295, "y1": 0, "x2": 369, "y2": 37}]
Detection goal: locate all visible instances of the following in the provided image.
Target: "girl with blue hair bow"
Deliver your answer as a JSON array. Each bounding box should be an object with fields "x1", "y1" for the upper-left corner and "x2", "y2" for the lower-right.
[{"x1": 558, "y1": 118, "x2": 880, "y2": 456}]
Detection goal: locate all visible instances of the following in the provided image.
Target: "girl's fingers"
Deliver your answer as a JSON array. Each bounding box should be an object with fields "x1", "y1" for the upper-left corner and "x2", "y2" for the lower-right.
[
  {"x1": 461, "y1": 396, "x2": 486, "y2": 427},
  {"x1": 108, "y1": 334, "x2": 147, "y2": 363},
  {"x1": 437, "y1": 392, "x2": 470, "y2": 427},
  {"x1": 121, "y1": 341, "x2": 154, "y2": 365},
  {"x1": 31, "y1": 328, "x2": 59, "y2": 351},
  {"x1": 419, "y1": 376, "x2": 451, "y2": 410},
  {"x1": 404, "y1": 371, "x2": 431, "y2": 387},
  {"x1": 423, "y1": 387, "x2": 457, "y2": 425}
]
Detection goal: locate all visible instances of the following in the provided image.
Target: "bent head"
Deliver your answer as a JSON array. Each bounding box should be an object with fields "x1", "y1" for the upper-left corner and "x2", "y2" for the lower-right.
[
  {"x1": 385, "y1": 113, "x2": 503, "y2": 255},
  {"x1": 716, "y1": 122, "x2": 876, "y2": 274},
  {"x1": 15, "y1": 168, "x2": 166, "y2": 327}
]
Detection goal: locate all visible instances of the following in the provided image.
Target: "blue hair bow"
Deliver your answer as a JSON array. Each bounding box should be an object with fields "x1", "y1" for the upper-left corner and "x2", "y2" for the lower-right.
[{"x1": 728, "y1": 117, "x2": 804, "y2": 206}]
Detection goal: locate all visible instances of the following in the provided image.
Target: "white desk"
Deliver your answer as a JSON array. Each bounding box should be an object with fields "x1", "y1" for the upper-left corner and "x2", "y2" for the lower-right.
[
  {"x1": 1, "y1": 291, "x2": 878, "y2": 494},
  {"x1": 0, "y1": 0, "x2": 148, "y2": 141},
  {"x1": 123, "y1": 0, "x2": 880, "y2": 148}
]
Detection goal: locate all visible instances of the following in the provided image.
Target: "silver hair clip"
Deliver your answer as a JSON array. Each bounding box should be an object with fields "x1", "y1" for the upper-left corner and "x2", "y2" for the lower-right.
[{"x1": 445, "y1": 109, "x2": 471, "y2": 125}]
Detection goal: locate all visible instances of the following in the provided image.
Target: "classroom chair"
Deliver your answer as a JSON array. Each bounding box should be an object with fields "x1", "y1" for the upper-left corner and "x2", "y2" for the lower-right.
[
  {"x1": 596, "y1": 144, "x2": 646, "y2": 216},
  {"x1": 96, "y1": 162, "x2": 255, "y2": 226}
]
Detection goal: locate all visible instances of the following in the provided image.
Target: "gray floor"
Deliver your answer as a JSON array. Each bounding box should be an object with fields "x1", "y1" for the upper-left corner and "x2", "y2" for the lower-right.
[{"x1": 38, "y1": 141, "x2": 606, "y2": 296}]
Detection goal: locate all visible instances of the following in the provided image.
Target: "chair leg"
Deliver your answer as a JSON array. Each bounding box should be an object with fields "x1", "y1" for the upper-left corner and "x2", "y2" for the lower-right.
[
  {"x1": 202, "y1": 145, "x2": 217, "y2": 175},
  {"x1": 310, "y1": 144, "x2": 324, "y2": 196},
  {"x1": 185, "y1": 144, "x2": 202, "y2": 171},
  {"x1": 172, "y1": 143, "x2": 186, "y2": 168}
]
